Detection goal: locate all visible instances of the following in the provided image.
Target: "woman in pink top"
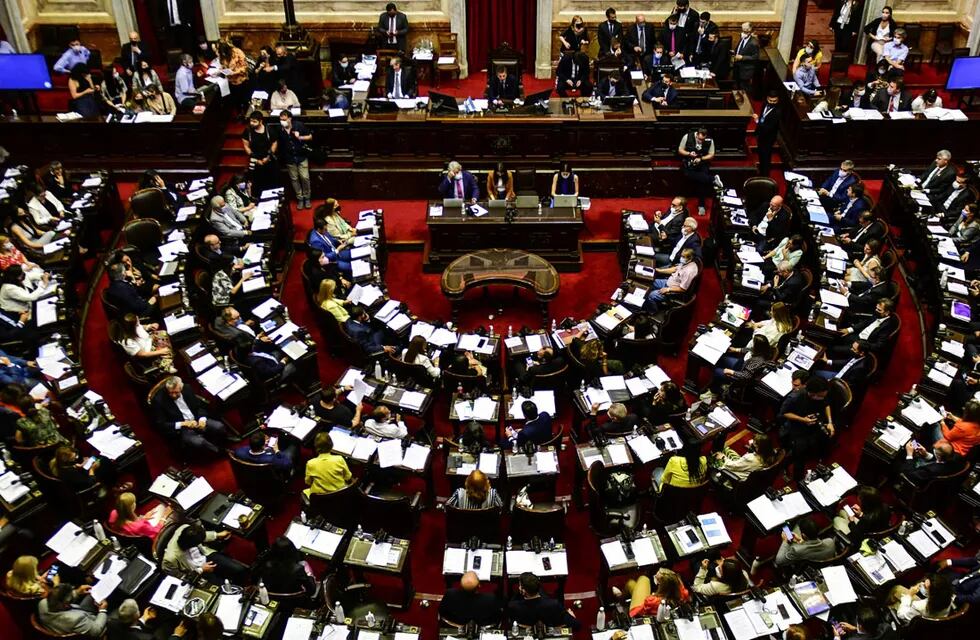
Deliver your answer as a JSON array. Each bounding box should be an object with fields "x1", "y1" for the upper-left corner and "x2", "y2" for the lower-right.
[{"x1": 107, "y1": 492, "x2": 171, "y2": 538}]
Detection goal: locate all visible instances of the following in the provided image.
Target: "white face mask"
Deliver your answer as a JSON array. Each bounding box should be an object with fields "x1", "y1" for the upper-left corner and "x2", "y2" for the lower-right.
[
  {"x1": 805, "y1": 46, "x2": 814, "y2": 54},
  {"x1": 715, "y1": 565, "x2": 724, "y2": 578},
  {"x1": 340, "y1": 62, "x2": 348, "y2": 68}
]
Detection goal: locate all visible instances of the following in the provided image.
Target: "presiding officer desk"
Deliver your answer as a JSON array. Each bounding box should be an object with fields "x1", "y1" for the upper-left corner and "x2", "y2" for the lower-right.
[{"x1": 0, "y1": 92, "x2": 226, "y2": 176}]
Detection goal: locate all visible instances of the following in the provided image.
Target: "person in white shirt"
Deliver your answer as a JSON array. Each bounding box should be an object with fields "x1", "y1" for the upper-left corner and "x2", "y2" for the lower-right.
[
  {"x1": 270, "y1": 79, "x2": 300, "y2": 111},
  {"x1": 911, "y1": 88, "x2": 943, "y2": 113},
  {"x1": 0, "y1": 264, "x2": 52, "y2": 314},
  {"x1": 362, "y1": 405, "x2": 409, "y2": 439},
  {"x1": 25, "y1": 183, "x2": 66, "y2": 229},
  {"x1": 115, "y1": 312, "x2": 175, "y2": 373},
  {"x1": 402, "y1": 335, "x2": 440, "y2": 379},
  {"x1": 174, "y1": 54, "x2": 197, "y2": 109}
]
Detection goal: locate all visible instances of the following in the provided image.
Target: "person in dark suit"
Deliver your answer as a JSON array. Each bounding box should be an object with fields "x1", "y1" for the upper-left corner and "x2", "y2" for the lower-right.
[
  {"x1": 655, "y1": 217, "x2": 701, "y2": 266},
  {"x1": 833, "y1": 183, "x2": 869, "y2": 229},
  {"x1": 517, "y1": 347, "x2": 566, "y2": 386},
  {"x1": 0, "y1": 308, "x2": 39, "y2": 348},
  {"x1": 733, "y1": 22, "x2": 760, "y2": 91},
  {"x1": 931, "y1": 172, "x2": 974, "y2": 217},
  {"x1": 237, "y1": 338, "x2": 297, "y2": 384},
  {"x1": 751, "y1": 195, "x2": 790, "y2": 253},
  {"x1": 507, "y1": 573, "x2": 581, "y2": 630},
  {"x1": 688, "y1": 12, "x2": 717, "y2": 62},
  {"x1": 598, "y1": 70, "x2": 630, "y2": 98},
  {"x1": 843, "y1": 80, "x2": 872, "y2": 109},
  {"x1": 439, "y1": 161, "x2": 480, "y2": 202},
  {"x1": 646, "y1": 42, "x2": 671, "y2": 80},
  {"x1": 234, "y1": 432, "x2": 297, "y2": 477},
  {"x1": 835, "y1": 605, "x2": 899, "y2": 640},
  {"x1": 843, "y1": 267, "x2": 889, "y2": 315},
  {"x1": 589, "y1": 402, "x2": 639, "y2": 435},
  {"x1": 213, "y1": 307, "x2": 261, "y2": 348},
  {"x1": 252, "y1": 537, "x2": 317, "y2": 597},
  {"x1": 106, "y1": 599, "x2": 157, "y2": 640},
  {"x1": 652, "y1": 197, "x2": 689, "y2": 246},
  {"x1": 830, "y1": 1, "x2": 862, "y2": 59},
  {"x1": 440, "y1": 571, "x2": 503, "y2": 625},
  {"x1": 332, "y1": 54, "x2": 357, "y2": 87},
  {"x1": 939, "y1": 552, "x2": 980, "y2": 605},
  {"x1": 106, "y1": 263, "x2": 156, "y2": 316},
  {"x1": 385, "y1": 57, "x2": 416, "y2": 99},
  {"x1": 641, "y1": 73, "x2": 679, "y2": 106},
  {"x1": 505, "y1": 401, "x2": 554, "y2": 446},
  {"x1": 151, "y1": 376, "x2": 229, "y2": 455},
  {"x1": 871, "y1": 78, "x2": 911, "y2": 112},
  {"x1": 376, "y1": 3, "x2": 410, "y2": 52},
  {"x1": 344, "y1": 306, "x2": 394, "y2": 356},
  {"x1": 153, "y1": 0, "x2": 196, "y2": 55},
  {"x1": 556, "y1": 52, "x2": 593, "y2": 97},
  {"x1": 760, "y1": 261, "x2": 807, "y2": 307},
  {"x1": 818, "y1": 160, "x2": 859, "y2": 210},
  {"x1": 900, "y1": 439, "x2": 964, "y2": 485},
  {"x1": 597, "y1": 8, "x2": 624, "y2": 56},
  {"x1": 830, "y1": 299, "x2": 898, "y2": 356},
  {"x1": 840, "y1": 212, "x2": 887, "y2": 257},
  {"x1": 660, "y1": 14, "x2": 689, "y2": 64},
  {"x1": 755, "y1": 91, "x2": 781, "y2": 176},
  {"x1": 487, "y1": 66, "x2": 519, "y2": 102},
  {"x1": 919, "y1": 150, "x2": 956, "y2": 193},
  {"x1": 672, "y1": 0, "x2": 701, "y2": 39},
  {"x1": 625, "y1": 15, "x2": 655, "y2": 72},
  {"x1": 703, "y1": 30, "x2": 731, "y2": 79},
  {"x1": 813, "y1": 339, "x2": 873, "y2": 387},
  {"x1": 119, "y1": 32, "x2": 151, "y2": 78}
]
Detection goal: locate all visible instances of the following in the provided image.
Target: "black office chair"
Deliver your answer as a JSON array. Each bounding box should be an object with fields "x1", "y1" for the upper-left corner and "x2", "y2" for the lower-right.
[{"x1": 445, "y1": 504, "x2": 503, "y2": 543}]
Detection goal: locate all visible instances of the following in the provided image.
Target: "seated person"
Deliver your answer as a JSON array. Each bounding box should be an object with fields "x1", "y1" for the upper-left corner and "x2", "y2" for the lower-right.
[
  {"x1": 813, "y1": 339, "x2": 873, "y2": 387},
  {"x1": 711, "y1": 335, "x2": 774, "y2": 391},
  {"x1": 938, "y1": 553, "x2": 980, "y2": 605},
  {"x1": 843, "y1": 80, "x2": 870, "y2": 109},
  {"x1": 641, "y1": 72, "x2": 678, "y2": 106},
  {"x1": 343, "y1": 306, "x2": 395, "y2": 356},
  {"x1": 881, "y1": 28, "x2": 909, "y2": 74},
  {"x1": 487, "y1": 66, "x2": 519, "y2": 102},
  {"x1": 115, "y1": 313, "x2": 175, "y2": 373},
  {"x1": 209, "y1": 196, "x2": 251, "y2": 249},
  {"x1": 911, "y1": 88, "x2": 943, "y2": 113},
  {"x1": 25, "y1": 183, "x2": 65, "y2": 229},
  {"x1": 828, "y1": 298, "x2": 898, "y2": 357},
  {"x1": 764, "y1": 234, "x2": 804, "y2": 272},
  {"x1": 446, "y1": 469, "x2": 503, "y2": 509},
  {"x1": 0, "y1": 264, "x2": 52, "y2": 317},
  {"x1": 504, "y1": 400, "x2": 553, "y2": 446},
  {"x1": 332, "y1": 54, "x2": 357, "y2": 86},
  {"x1": 832, "y1": 486, "x2": 891, "y2": 542},
  {"x1": 223, "y1": 176, "x2": 256, "y2": 217},
  {"x1": 107, "y1": 599, "x2": 162, "y2": 640},
  {"x1": 652, "y1": 442, "x2": 707, "y2": 492},
  {"x1": 0, "y1": 348, "x2": 42, "y2": 388},
  {"x1": 252, "y1": 537, "x2": 316, "y2": 597},
  {"x1": 14, "y1": 395, "x2": 67, "y2": 446},
  {"x1": 108, "y1": 491, "x2": 171, "y2": 539},
  {"x1": 140, "y1": 84, "x2": 176, "y2": 115},
  {"x1": 888, "y1": 574, "x2": 954, "y2": 623},
  {"x1": 651, "y1": 197, "x2": 688, "y2": 246},
  {"x1": 321, "y1": 87, "x2": 350, "y2": 111},
  {"x1": 53, "y1": 39, "x2": 91, "y2": 74},
  {"x1": 817, "y1": 160, "x2": 858, "y2": 211},
  {"x1": 576, "y1": 339, "x2": 624, "y2": 378},
  {"x1": 655, "y1": 217, "x2": 701, "y2": 266},
  {"x1": 751, "y1": 197, "x2": 790, "y2": 254},
  {"x1": 598, "y1": 70, "x2": 630, "y2": 98},
  {"x1": 516, "y1": 346, "x2": 565, "y2": 385},
  {"x1": 212, "y1": 266, "x2": 256, "y2": 309},
  {"x1": 309, "y1": 217, "x2": 354, "y2": 277},
  {"x1": 832, "y1": 605, "x2": 898, "y2": 640},
  {"x1": 840, "y1": 265, "x2": 888, "y2": 315},
  {"x1": 236, "y1": 338, "x2": 297, "y2": 384},
  {"x1": 932, "y1": 172, "x2": 973, "y2": 218},
  {"x1": 713, "y1": 433, "x2": 779, "y2": 481},
  {"x1": 270, "y1": 79, "x2": 300, "y2": 110},
  {"x1": 440, "y1": 571, "x2": 502, "y2": 625},
  {"x1": 162, "y1": 521, "x2": 248, "y2": 584},
  {"x1": 234, "y1": 431, "x2": 297, "y2": 477},
  {"x1": 315, "y1": 386, "x2": 362, "y2": 427},
  {"x1": 556, "y1": 52, "x2": 593, "y2": 97},
  {"x1": 778, "y1": 377, "x2": 835, "y2": 481},
  {"x1": 644, "y1": 248, "x2": 699, "y2": 312},
  {"x1": 315, "y1": 279, "x2": 350, "y2": 323},
  {"x1": 402, "y1": 335, "x2": 440, "y2": 378},
  {"x1": 621, "y1": 312, "x2": 656, "y2": 341},
  {"x1": 5, "y1": 555, "x2": 51, "y2": 597},
  {"x1": 588, "y1": 402, "x2": 639, "y2": 435},
  {"x1": 624, "y1": 567, "x2": 689, "y2": 618},
  {"x1": 212, "y1": 306, "x2": 260, "y2": 346},
  {"x1": 900, "y1": 439, "x2": 963, "y2": 486},
  {"x1": 507, "y1": 572, "x2": 581, "y2": 630},
  {"x1": 692, "y1": 558, "x2": 750, "y2": 596},
  {"x1": 304, "y1": 432, "x2": 353, "y2": 500},
  {"x1": 486, "y1": 162, "x2": 515, "y2": 201},
  {"x1": 792, "y1": 40, "x2": 824, "y2": 74},
  {"x1": 871, "y1": 78, "x2": 911, "y2": 112},
  {"x1": 106, "y1": 263, "x2": 157, "y2": 316},
  {"x1": 200, "y1": 234, "x2": 238, "y2": 272},
  {"x1": 758, "y1": 261, "x2": 806, "y2": 308},
  {"x1": 793, "y1": 53, "x2": 821, "y2": 97},
  {"x1": 38, "y1": 583, "x2": 107, "y2": 637},
  {"x1": 832, "y1": 183, "x2": 868, "y2": 229},
  {"x1": 445, "y1": 350, "x2": 487, "y2": 378},
  {"x1": 438, "y1": 161, "x2": 479, "y2": 203},
  {"x1": 551, "y1": 162, "x2": 579, "y2": 203},
  {"x1": 935, "y1": 401, "x2": 980, "y2": 458},
  {"x1": 640, "y1": 381, "x2": 686, "y2": 424},
  {"x1": 647, "y1": 42, "x2": 670, "y2": 76},
  {"x1": 150, "y1": 376, "x2": 229, "y2": 455},
  {"x1": 49, "y1": 445, "x2": 102, "y2": 492},
  {"x1": 840, "y1": 212, "x2": 887, "y2": 256},
  {"x1": 385, "y1": 57, "x2": 417, "y2": 99},
  {"x1": 774, "y1": 516, "x2": 837, "y2": 567},
  {"x1": 362, "y1": 405, "x2": 408, "y2": 439}
]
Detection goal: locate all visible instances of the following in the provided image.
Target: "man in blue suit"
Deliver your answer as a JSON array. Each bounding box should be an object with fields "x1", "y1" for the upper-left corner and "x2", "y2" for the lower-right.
[
  {"x1": 0, "y1": 348, "x2": 41, "y2": 387},
  {"x1": 106, "y1": 263, "x2": 156, "y2": 316},
  {"x1": 832, "y1": 183, "x2": 868, "y2": 228},
  {"x1": 234, "y1": 431, "x2": 297, "y2": 478},
  {"x1": 308, "y1": 218, "x2": 352, "y2": 276},
  {"x1": 818, "y1": 159, "x2": 858, "y2": 211},
  {"x1": 642, "y1": 73, "x2": 679, "y2": 106},
  {"x1": 940, "y1": 553, "x2": 980, "y2": 605},
  {"x1": 343, "y1": 306, "x2": 394, "y2": 356},
  {"x1": 504, "y1": 400, "x2": 553, "y2": 447},
  {"x1": 438, "y1": 161, "x2": 479, "y2": 203}
]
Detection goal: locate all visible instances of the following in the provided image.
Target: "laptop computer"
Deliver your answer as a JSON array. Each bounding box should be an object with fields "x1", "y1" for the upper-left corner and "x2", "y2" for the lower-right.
[
  {"x1": 442, "y1": 198, "x2": 464, "y2": 209},
  {"x1": 488, "y1": 199, "x2": 509, "y2": 210},
  {"x1": 552, "y1": 195, "x2": 578, "y2": 208},
  {"x1": 515, "y1": 195, "x2": 539, "y2": 208}
]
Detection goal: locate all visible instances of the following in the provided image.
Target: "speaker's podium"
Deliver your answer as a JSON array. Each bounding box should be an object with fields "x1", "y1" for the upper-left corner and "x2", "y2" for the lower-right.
[{"x1": 424, "y1": 197, "x2": 584, "y2": 273}]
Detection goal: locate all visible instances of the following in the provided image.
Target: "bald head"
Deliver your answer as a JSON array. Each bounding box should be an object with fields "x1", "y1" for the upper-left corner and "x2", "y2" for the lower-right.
[
  {"x1": 770, "y1": 196, "x2": 783, "y2": 209},
  {"x1": 460, "y1": 571, "x2": 479, "y2": 591},
  {"x1": 934, "y1": 439, "x2": 954, "y2": 461}
]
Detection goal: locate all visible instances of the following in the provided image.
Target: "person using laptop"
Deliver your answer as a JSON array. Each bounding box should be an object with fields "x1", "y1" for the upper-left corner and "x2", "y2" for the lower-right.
[{"x1": 551, "y1": 162, "x2": 579, "y2": 207}]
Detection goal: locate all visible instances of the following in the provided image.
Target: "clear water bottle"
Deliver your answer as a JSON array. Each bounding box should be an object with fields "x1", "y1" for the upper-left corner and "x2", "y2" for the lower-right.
[
  {"x1": 512, "y1": 621, "x2": 519, "y2": 637},
  {"x1": 334, "y1": 601, "x2": 345, "y2": 624},
  {"x1": 489, "y1": 324, "x2": 494, "y2": 337},
  {"x1": 596, "y1": 606, "x2": 606, "y2": 631},
  {"x1": 257, "y1": 580, "x2": 269, "y2": 605},
  {"x1": 92, "y1": 520, "x2": 106, "y2": 542},
  {"x1": 111, "y1": 536, "x2": 121, "y2": 551},
  {"x1": 365, "y1": 611, "x2": 376, "y2": 628},
  {"x1": 373, "y1": 361, "x2": 383, "y2": 379},
  {"x1": 506, "y1": 535, "x2": 513, "y2": 550},
  {"x1": 537, "y1": 202, "x2": 543, "y2": 216},
  {"x1": 551, "y1": 319, "x2": 557, "y2": 332},
  {"x1": 355, "y1": 524, "x2": 363, "y2": 537},
  {"x1": 657, "y1": 602, "x2": 671, "y2": 622},
  {"x1": 508, "y1": 325, "x2": 513, "y2": 338}
]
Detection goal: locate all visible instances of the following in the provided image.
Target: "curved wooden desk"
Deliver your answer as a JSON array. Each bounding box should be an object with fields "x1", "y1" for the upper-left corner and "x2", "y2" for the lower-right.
[{"x1": 440, "y1": 249, "x2": 559, "y2": 327}]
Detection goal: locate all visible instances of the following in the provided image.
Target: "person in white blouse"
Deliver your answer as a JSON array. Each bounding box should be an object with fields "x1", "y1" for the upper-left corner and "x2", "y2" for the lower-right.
[
  {"x1": 745, "y1": 301, "x2": 794, "y2": 347},
  {"x1": 362, "y1": 405, "x2": 408, "y2": 439},
  {"x1": 888, "y1": 574, "x2": 954, "y2": 624},
  {"x1": 846, "y1": 239, "x2": 882, "y2": 284},
  {"x1": 402, "y1": 335, "x2": 440, "y2": 379},
  {"x1": 114, "y1": 313, "x2": 175, "y2": 373},
  {"x1": 25, "y1": 183, "x2": 66, "y2": 229},
  {"x1": 0, "y1": 264, "x2": 52, "y2": 314},
  {"x1": 763, "y1": 234, "x2": 804, "y2": 270},
  {"x1": 911, "y1": 88, "x2": 943, "y2": 114}
]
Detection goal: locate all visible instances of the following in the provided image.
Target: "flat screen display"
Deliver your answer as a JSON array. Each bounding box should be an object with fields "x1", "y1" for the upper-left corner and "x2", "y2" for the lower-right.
[
  {"x1": 0, "y1": 54, "x2": 53, "y2": 90},
  {"x1": 946, "y1": 56, "x2": 980, "y2": 91}
]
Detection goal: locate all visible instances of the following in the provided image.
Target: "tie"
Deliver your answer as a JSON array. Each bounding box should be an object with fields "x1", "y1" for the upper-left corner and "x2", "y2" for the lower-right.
[
  {"x1": 737, "y1": 38, "x2": 744, "y2": 55},
  {"x1": 571, "y1": 63, "x2": 577, "y2": 79},
  {"x1": 639, "y1": 28, "x2": 645, "y2": 51},
  {"x1": 924, "y1": 166, "x2": 940, "y2": 187},
  {"x1": 671, "y1": 33, "x2": 676, "y2": 53},
  {"x1": 456, "y1": 179, "x2": 463, "y2": 199},
  {"x1": 389, "y1": 17, "x2": 396, "y2": 44},
  {"x1": 761, "y1": 107, "x2": 770, "y2": 122},
  {"x1": 889, "y1": 96, "x2": 896, "y2": 112},
  {"x1": 394, "y1": 71, "x2": 401, "y2": 98}
]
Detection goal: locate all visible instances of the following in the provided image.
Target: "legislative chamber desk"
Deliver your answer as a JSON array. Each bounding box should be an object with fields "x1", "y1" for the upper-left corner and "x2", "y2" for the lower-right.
[
  {"x1": 425, "y1": 201, "x2": 583, "y2": 272},
  {"x1": 763, "y1": 47, "x2": 980, "y2": 169},
  {"x1": 291, "y1": 95, "x2": 754, "y2": 169},
  {"x1": 0, "y1": 94, "x2": 226, "y2": 176}
]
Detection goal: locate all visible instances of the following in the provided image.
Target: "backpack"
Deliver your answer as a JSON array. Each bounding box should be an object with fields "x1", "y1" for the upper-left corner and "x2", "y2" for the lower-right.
[{"x1": 604, "y1": 471, "x2": 636, "y2": 507}]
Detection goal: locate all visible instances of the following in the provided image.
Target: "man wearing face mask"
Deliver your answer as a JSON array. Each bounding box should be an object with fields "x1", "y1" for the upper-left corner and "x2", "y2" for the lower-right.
[
  {"x1": 332, "y1": 55, "x2": 357, "y2": 87},
  {"x1": 651, "y1": 197, "x2": 688, "y2": 246},
  {"x1": 732, "y1": 22, "x2": 759, "y2": 92},
  {"x1": 438, "y1": 161, "x2": 479, "y2": 203},
  {"x1": 660, "y1": 14, "x2": 688, "y2": 64},
  {"x1": 871, "y1": 78, "x2": 910, "y2": 112},
  {"x1": 276, "y1": 110, "x2": 313, "y2": 210},
  {"x1": 120, "y1": 31, "x2": 151, "y2": 77},
  {"x1": 597, "y1": 7, "x2": 623, "y2": 56},
  {"x1": 931, "y1": 172, "x2": 974, "y2": 217},
  {"x1": 655, "y1": 217, "x2": 701, "y2": 267},
  {"x1": 754, "y1": 91, "x2": 781, "y2": 176},
  {"x1": 689, "y1": 12, "x2": 716, "y2": 62},
  {"x1": 174, "y1": 54, "x2": 198, "y2": 109},
  {"x1": 844, "y1": 80, "x2": 870, "y2": 109},
  {"x1": 53, "y1": 39, "x2": 91, "y2": 74},
  {"x1": 672, "y1": 0, "x2": 700, "y2": 38},
  {"x1": 645, "y1": 248, "x2": 699, "y2": 312}
]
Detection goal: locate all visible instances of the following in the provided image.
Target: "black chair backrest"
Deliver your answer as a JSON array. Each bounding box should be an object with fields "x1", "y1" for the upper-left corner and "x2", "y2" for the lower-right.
[
  {"x1": 356, "y1": 487, "x2": 419, "y2": 539},
  {"x1": 129, "y1": 188, "x2": 172, "y2": 222},
  {"x1": 742, "y1": 177, "x2": 778, "y2": 213},
  {"x1": 308, "y1": 484, "x2": 359, "y2": 529},
  {"x1": 226, "y1": 451, "x2": 288, "y2": 508},
  {"x1": 510, "y1": 503, "x2": 566, "y2": 544},
  {"x1": 653, "y1": 480, "x2": 708, "y2": 524},
  {"x1": 829, "y1": 52, "x2": 851, "y2": 75},
  {"x1": 445, "y1": 504, "x2": 503, "y2": 543}
]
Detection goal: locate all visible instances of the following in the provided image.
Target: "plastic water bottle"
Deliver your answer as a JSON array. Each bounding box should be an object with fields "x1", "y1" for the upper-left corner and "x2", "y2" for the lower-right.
[
  {"x1": 489, "y1": 324, "x2": 494, "y2": 337},
  {"x1": 549, "y1": 537, "x2": 555, "y2": 550},
  {"x1": 355, "y1": 524, "x2": 363, "y2": 537},
  {"x1": 512, "y1": 621, "x2": 519, "y2": 637},
  {"x1": 334, "y1": 601, "x2": 345, "y2": 624},
  {"x1": 365, "y1": 611, "x2": 376, "y2": 628},
  {"x1": 92, "y1": 520, "x2": 106, "y2": 542},
  {"x1": 373, "y1": 361, "x2": 382, "y2": 379},
  {"x1": 506, "y1": 535, "x2": 513, "y2": 550},
  {"x1": 257, "y1": 580, "x2": 270, "y2": 605},
  {"x1": 657, "y1": 602, "x2": 671, "y2": 622},
  {"x1": 512, "y1": 439, "x2": 518, "y2": 454},
  {"x1": 596, "y1": 606, "x2": 606, "y2": 631},
  {"x1": 300, "y1": 510, "x2": 307, "y2": 524},
  {"x1": 537, "y1": 202, "x2": 543, "y2": 216},
  {"x1": 111, "y1": 536, "x2": 121, "y2": 551},
  {"x1": 551, "y1": 319, "x2": 557, "y2": 332},
  {"x1": 508, "y1": 325, "x2": 513, "y2": 338}
]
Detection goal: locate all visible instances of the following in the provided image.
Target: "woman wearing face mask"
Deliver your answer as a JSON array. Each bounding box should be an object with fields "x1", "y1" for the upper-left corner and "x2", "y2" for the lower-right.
[
  {"x1": 830, "y1": 0, "x2": 862, "y2": 59},
  {"x1": 224, "y1": 174, "x2": 256, "y2": 216},
  {"x1": 99, "y1": 65, "x2": 128, "y2": 112},
  {"x1": 693, "y1": 557, "x2": 751, "y2": 596},
  {"x1": 255, "y1": 46, "x2": 278, "y2": 94},
  {"x1": 864, "y1": 6, "x2": 896, "y2": 60},
  {"x1": 131, "y1": 59, "x2": 162, "y2": 104},
  {"x1": 559, "y1": 16, "x2": 589, "y2": 53},
  {"x1": 792, "y1": 40, "x2": 823, "y2": 75},
  {"x1": 332, "y1": 55, "x2": 357, "y2": 87}
]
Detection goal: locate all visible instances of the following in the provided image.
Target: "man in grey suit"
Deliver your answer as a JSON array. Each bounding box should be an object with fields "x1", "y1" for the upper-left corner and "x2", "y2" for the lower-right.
[
  {"x1": 208, "y1": 195, "x2": 250, "y2": 251},
  {"x1": 376, "y1": 3, "x2": 409, "y2": 52},
  {"x1": 38, "y1": 583, "x2": 109, "y2": 638},
  {"x1": 732, "y1": 22, "x2": 759, "y2": 91},
  {"x1": 774, "y1": 517, "x2": 838, "y2": 567}
]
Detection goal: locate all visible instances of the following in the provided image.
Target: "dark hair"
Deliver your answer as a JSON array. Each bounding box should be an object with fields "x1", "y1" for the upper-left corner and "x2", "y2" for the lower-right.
[
  {"x1": 176, "y1": 523, "x2": 207, "y2": 550},
  {"x1": 605, "y1": 7, "x2": 616, "y2": 18},
  {"x1": 753, "y1": 434, "x2": 777, "y2": 465},
  {"x1": 855, "y1": 606, "x2": 881, "y2": 633},
  {"x1": 522, "y1": 401, "x2": 538, "y2": 420},
  {"x1": 404, "y1": 335, "x2": 426, "y2": 365},
  {"x1": 680, "y1": 442, "x2": 705, "y2": 483},
  {"x1": 314, "y1": 432, "x2": 333, "y2": 455},
  {"x1": 2, "y1": 263, "x2": 24, "y2": 285},
  {"x1": 853, "y1": 340, "x2": 869, "y2": 354},
  {"x1": 48, "y1": 583, "x2": 75, "y2": 610},
  {"x1": 923, "y1": 88, "x2": 938, "y2": 103},
  {"x1": 69, "y1": 62, "x2": 89, "y2": 81},
  {"x1": 667, "y1": 13, "x2": 680, "y2": 23},
  {"x1": 805, "y1": 377, "x2": 828, "y2": 394},
  {"x1": 857, "y1": 486, "x2": 884, "y2": 515},
  {"x1": 750, "y1": 334, "x2": 773, "y2": 360},
  {"x1": 197, "y1": 613, "x2": 224, "y2": 640},
  {"x1": 964, "y1": 399, "x2": 980, "y2": 423},
  {"x1": 799, "y1": 53, "x2": 812, "y2": 64},
  {"x1": 927, "y1": 573, "x2": 953, "y2": 615},
  {"x1": 386, "y1": 2, "x2": 397, "y2": 10},
  {"x1": 700, "y1": 11, "x2": 712, "y2": 21},
  {"x1": 321, "y1": 387, "x2": 337, "y2": 403},
  {"x1": 658, "y1": 381, "x2": 684, "y2": 407},
  {"x1": 247, "y1": 110, "x2": 264, "y2": 123},
  {"x1": 520, "y1": 572, "x2": 541, "y2": 595},
  {"x1": 631, "y1": 313, "x2": 653, "y2": 339},
  {"x1": 263, "y1": 536, "x2": 302, "y2": 566},
  {"x1": 249, "y1": 432, "x2": 266, "y2": 452},
  {"x1": 798, "y1": 517, "x2": 819, "y2": 540},
  {"x1": 719, "y1": 559, "x2": 747, "y2": 590}
]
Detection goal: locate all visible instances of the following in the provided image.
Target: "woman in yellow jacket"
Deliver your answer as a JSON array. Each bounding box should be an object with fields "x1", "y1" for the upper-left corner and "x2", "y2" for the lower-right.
[{"x1": 653, "y1": 442, "x2": 707, "y2": 492}]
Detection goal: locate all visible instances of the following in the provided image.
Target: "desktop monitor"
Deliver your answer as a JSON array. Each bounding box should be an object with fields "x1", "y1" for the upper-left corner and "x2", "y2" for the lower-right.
[
  {"x1": 946, "y1": 56, "x2": 980, "y2": 91},
  {"x1": 602, "y1": 95, "x2": 635, "y2": 111},
  {"x1": 429, "y1": 91, "x2": 459, "y2": 114},
  {"x1": 0, "y1": 54, "x2": 53, "y2": 90},
  {"x1": 367, "y1": 98, "x2": 399, "y2": 113},
  {"x1": 524, "y1": 88, "x2": 553, "y2": 106}
]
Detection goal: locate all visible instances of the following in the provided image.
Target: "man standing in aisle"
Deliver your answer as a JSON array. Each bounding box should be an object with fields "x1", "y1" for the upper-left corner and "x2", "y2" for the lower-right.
[
  {"x1": 377, "y1": 3, "x2": 409, "y2": 53},
  {"x1": 277, "y1": 110, "x2": 313, "y2": 210}
]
